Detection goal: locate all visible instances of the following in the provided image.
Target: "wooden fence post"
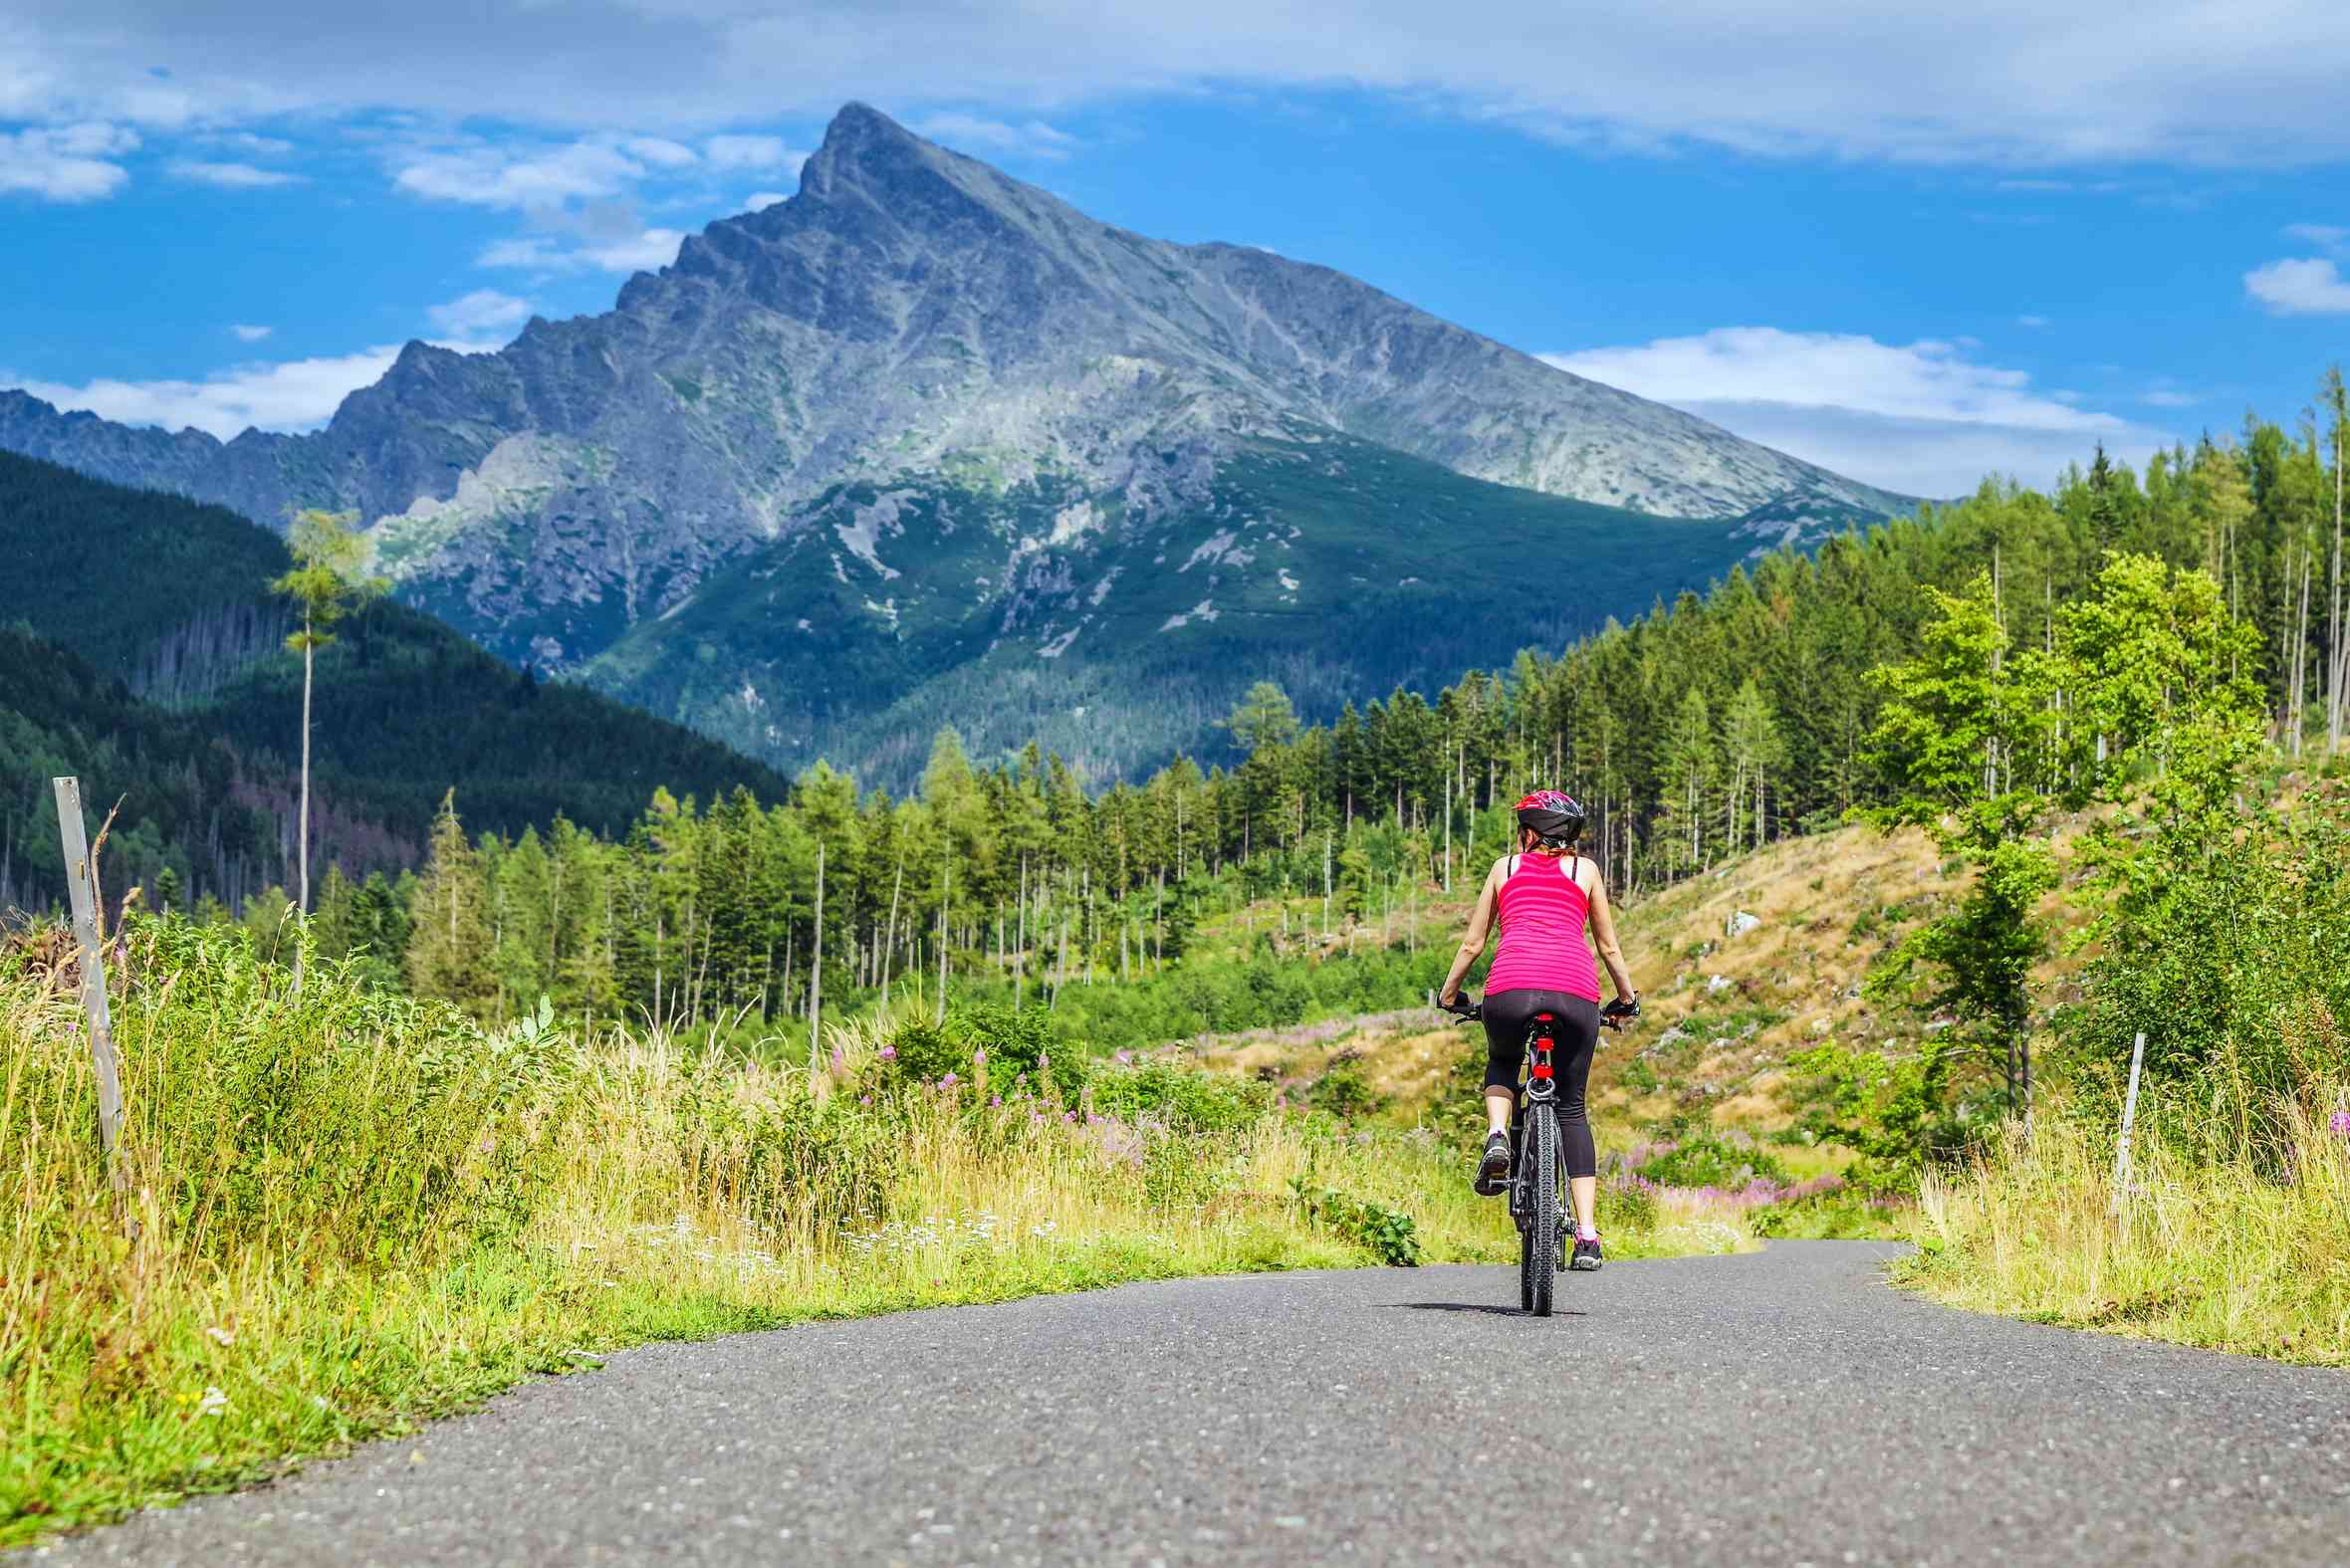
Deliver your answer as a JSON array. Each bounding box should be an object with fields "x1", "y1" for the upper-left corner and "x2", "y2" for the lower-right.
[
  {"x1": 52, "y1": 777, "x2": 128, "y2": 1195},
  {"x1": 2110, "y1": 1030, "x2": 2147, "y2": 1219}
]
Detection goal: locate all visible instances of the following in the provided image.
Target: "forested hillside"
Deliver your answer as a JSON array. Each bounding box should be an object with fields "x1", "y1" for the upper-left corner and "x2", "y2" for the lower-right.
[
  {"x1": 270, "y1": 386, "x2": 2347, "y2": 1043},
  {"x1": 0, "y1": 453, "x2": 792, "y2": 911}
]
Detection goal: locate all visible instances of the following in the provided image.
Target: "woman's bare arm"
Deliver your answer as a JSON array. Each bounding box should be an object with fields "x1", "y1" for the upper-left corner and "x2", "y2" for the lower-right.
[
  {"x1": 1585, "y1": 868, "x2": 1637, "y2": 1003},
  {"x1": 1438, "y1": 860, "x2": 1505, "y2": 1004}
]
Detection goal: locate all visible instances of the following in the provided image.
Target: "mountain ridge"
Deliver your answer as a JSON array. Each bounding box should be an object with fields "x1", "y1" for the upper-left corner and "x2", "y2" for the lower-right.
[{"x1": 1, "y1": 103, "x2": 1918, "y2": 784}]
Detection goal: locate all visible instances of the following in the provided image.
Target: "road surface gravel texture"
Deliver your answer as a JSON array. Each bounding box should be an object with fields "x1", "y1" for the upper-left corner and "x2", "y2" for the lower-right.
[{"x1": 26, "y1": 1241, "x2": 2350, "y2": 1566}]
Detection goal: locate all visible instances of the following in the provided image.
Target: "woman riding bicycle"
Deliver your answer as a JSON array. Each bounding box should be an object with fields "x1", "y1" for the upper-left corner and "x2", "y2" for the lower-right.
[{"x1": 1437, "y1": 790, "x2": 1639, "y2": 1271}]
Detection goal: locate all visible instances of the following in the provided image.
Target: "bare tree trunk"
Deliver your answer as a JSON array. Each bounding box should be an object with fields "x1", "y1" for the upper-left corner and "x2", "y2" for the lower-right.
[
  {"x1": 2333, "y1": 401, "x2": 2347, "y2": 753},
  {"x1": 808, "y1": 839, "x2": 823, "y2": 1088},
  {"x1": 2290, "y1": 537, "x2": 2312, "y2": 756},
  {"x1": 1321, "y1": 830, "x2": 1332, "y2": 938},
  {"x1": 1442, "y1": 765, "x2": 1453, "y2": 893},
  {"x1": 879, "y1": 851, "x2": 903, "y2": 998},
  {"x1": 287, "y1": 630, "x2": 316, "y2": 992},
  {"x1": 298, "y1": 625, "x2": 314, "y2": 915}
]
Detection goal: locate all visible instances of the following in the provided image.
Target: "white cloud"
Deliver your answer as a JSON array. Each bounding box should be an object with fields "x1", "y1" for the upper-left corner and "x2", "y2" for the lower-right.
[
  {"x1": 2282, "y1": 222, "x2": 2349, "y2": 249},
  {"x1": 477, "y1": 228, "x2": 684, "y2": 275},
  {"x1": 209, "y1": 130, "x2": 295, "y2": 156},
  {"x1": 229, "y1": 323, "x2": 272, "y2": 341},
  {"x1": 0, "y1": 121, "x2": 137, "y2": 201},
  {"x1": 427, "y1": 289, "x2": 533, "y2": 339},
  {"x1": 12, "y1": 3, "x2": 2350, "y2": 166},
  {"x1": 744, "y1": 189, "x2": 789, "y2": 211},
  {"x1": 622, "y1": 135, "x2": 699, "y2": 168},
  {"x1": 588, "y1": 227, "x2": 684, "y2": 272},
  {"x1": 914, "y1": 113, "x2": 1077, "y2": 160},
  {"x1": 393, "y1": 139, "x2": 649, "y2": 207},
  {"x1": 2244, "y1": 257, "x2": 2350, "y2": 315},
  {"x1": 167, "y1": 158, "x2": 301, "y2": 188},
  {"x1": 705, "y1": 133, "x2": 805, "y2": 171},
  {"x1": 1543, "y1": 327, "x2": 2165, "y2": 496},
  {"x1": 5, "y1": 345, "x2": 404, "y2": 438}
]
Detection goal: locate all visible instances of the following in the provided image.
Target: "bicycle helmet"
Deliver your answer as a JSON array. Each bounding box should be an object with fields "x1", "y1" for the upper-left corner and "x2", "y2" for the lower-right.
[{"x1": 1513, "y1": 788, "x2": 1586, "y2": 847}]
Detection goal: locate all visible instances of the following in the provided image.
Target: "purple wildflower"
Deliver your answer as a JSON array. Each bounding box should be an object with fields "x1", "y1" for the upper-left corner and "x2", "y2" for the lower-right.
[
  {"x1": 973, "y1": 1047, "x2": 987, "y2": 1065},
  {"x1": 1062, "y1": 1111, "x2": 1076, "y2": 1123},
  {"x1": 940, "y1": 1071, "x2": 959, "y2": 1088},
  {"x1": 858, "y1": 1094, "x2": 872, "y2": 1106},
  {"x1": 1115, "y1": 1050, "x2": 1133, "y2": 1065},
  {"x1": 991, "y1": 1095, "x2": 1003, "y2": 1106},
  {"x1": 2330, "y1": 1110, "x2": 2350, "y2": 1138},
  {"x1": 877, "y1": 1045, "x2": 896, "y2": 1061}
]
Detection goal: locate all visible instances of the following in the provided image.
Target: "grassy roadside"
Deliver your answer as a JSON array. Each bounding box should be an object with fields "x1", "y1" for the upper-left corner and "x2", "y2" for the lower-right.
[
  {"x1": 1, "y1": 918, "x2": 1771, "y2": 1548},
  {"x1": 1899, "y1": 1086, "x2": 2350, "y2": 1367}
]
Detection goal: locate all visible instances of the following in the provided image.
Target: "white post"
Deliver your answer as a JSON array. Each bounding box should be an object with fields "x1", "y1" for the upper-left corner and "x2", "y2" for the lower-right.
[
  {"x1": 52, "y1": 778, "x2": 127, "y2": 1195},
  {"x1": 2111, "y1": 1031, "x2": 2146, "y2": 1216}
]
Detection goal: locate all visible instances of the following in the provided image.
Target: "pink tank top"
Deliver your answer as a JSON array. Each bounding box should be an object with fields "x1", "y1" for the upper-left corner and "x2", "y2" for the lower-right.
[{"x1": 1484, "y1": 853, "x2": 1601, "y2": 1002}]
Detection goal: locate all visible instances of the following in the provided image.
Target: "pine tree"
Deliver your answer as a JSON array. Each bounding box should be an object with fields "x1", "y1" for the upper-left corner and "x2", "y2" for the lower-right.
[
  {"x1": 268, "y1": 508, "x2": 383, "y2": 927},
  {"x1": 1721, "y1": 678, "x2": 1784, "y2": 852},
  {"x1": 405, "y1": 790, "x2": 494, "y2": 1008}
]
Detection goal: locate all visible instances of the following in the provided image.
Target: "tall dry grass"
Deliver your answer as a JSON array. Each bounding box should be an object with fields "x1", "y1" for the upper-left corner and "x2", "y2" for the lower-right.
[
  {"x1": 6, "y1": 917, "x2": 1750, "y2": 1545},
  {"x1": 1909, "y1": 1082, "x2": 2350, "y2": 1365}
]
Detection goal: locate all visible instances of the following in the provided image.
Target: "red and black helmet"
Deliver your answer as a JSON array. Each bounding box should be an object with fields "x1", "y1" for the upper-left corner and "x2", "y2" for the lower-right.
[{"x1": 1514, "y1": 789, "x2": 1586, "y2": 844}]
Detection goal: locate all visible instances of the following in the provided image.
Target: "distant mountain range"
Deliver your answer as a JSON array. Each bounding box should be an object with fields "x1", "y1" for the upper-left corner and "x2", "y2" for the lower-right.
[
  {"x1": 0, "y1": 452, "x2": 789, "y2": 910},
  {"x1": 0, "y1": 104, "x2": 1916, "y2": 784}
]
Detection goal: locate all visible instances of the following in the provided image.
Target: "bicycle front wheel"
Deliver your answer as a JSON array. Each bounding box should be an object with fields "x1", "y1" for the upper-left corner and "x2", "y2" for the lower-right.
[{"x1": 1526, "y1": 1104, "x2": 1559, "y2": 1317}]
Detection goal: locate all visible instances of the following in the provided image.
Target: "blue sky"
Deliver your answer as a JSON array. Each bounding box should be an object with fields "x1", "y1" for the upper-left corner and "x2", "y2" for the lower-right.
[{"x1": 4, "y1": 1, "x2": 2348, "y2": 498}]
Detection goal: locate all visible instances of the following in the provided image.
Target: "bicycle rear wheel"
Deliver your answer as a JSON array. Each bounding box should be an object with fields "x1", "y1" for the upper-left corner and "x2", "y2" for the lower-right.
[{"x1": 1526, "y1": 1104, "x2": 1559, "y2": 1316}]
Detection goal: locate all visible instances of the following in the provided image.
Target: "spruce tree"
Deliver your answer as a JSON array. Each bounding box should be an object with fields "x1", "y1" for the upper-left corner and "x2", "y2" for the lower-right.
[{"x1": 405, "y1": 790, "x2": 494, "y2": 1008}]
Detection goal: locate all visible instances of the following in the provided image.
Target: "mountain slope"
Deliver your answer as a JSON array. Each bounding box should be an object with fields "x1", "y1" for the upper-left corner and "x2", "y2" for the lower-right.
[
  {"x1": 0, "y1": 105, "x2": 1917, "y2": 782},
  {"x1": 585, "y1": 429, "x2": 1750, "y2": 780},
  {"x1": 0, "y1": 452, "x2": 790, "y2": 903}
]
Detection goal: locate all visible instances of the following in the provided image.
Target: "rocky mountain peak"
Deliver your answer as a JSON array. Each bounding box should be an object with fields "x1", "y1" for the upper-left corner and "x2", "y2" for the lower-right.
[{"x1": 0, "y1": 103, "x2": 1919, "y2": 781}]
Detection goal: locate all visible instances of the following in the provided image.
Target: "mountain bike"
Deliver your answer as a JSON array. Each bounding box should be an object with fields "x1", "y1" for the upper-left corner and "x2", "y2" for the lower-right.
[
  {"x1": 1442, "y1": 995, "x2": 1642, "y2": 1316},
  {"x1": 1440, "y1": 996, "x2": 1566, "y2": 1315}
]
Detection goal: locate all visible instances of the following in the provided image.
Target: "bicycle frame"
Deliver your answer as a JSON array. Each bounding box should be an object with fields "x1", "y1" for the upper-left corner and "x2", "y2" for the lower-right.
[
  {"x1": 1437, "y1": 995, "x2": 1565, "y2": 1312},
  {"x1": 1507, "y1": 1012, "x2": 1559, "y2": 1229}
]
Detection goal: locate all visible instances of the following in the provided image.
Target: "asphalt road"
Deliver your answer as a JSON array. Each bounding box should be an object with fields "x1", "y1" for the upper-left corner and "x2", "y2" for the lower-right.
[{"x1": 29, "y1": 1241, "x2": 2350, "y2": 1566}]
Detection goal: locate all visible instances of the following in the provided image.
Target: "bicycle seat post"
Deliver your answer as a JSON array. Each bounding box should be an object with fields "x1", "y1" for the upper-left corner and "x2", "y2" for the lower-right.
[{"x1": 1525, "y1": 1011, "x2": 1557, "y2": 1103}]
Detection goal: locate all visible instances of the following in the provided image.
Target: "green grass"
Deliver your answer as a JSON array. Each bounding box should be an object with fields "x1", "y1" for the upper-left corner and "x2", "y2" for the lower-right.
[
  {"x1": 1901, "y1": 1084, "x2": 2350, "y2": 1365},
  {"x1": 1, "y1": 915, "x2": 1771, "y2": 1548}
]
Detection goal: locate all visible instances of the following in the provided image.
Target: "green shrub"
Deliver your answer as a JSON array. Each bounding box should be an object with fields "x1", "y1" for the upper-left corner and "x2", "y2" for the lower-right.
[
  {"x1": 882, "y1": 1002, "x2": 1076, "y2": 1099},
  {"x1": 1635, "y1": 1132, "x2": 1790, "y2": 1189},
  {"x1": 1308, "y1": 1058, "x2": 1383, "y2": 1121},
  {"x1": 1086, "y1": 1059, "x2": 1273, "y2": 1132},
  {"x1": 1600, "y1": 1173, "x2": 1660, "y2": 1234},
  {"x1": 1291, "y1": 1180, "x2": 1421, "y2": 1265}
]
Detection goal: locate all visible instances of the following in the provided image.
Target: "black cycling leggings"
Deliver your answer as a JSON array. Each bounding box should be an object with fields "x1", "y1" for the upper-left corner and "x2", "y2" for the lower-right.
[{"x1": 1480, "y1": 990, "x2": 1599, "y2": 1180}]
